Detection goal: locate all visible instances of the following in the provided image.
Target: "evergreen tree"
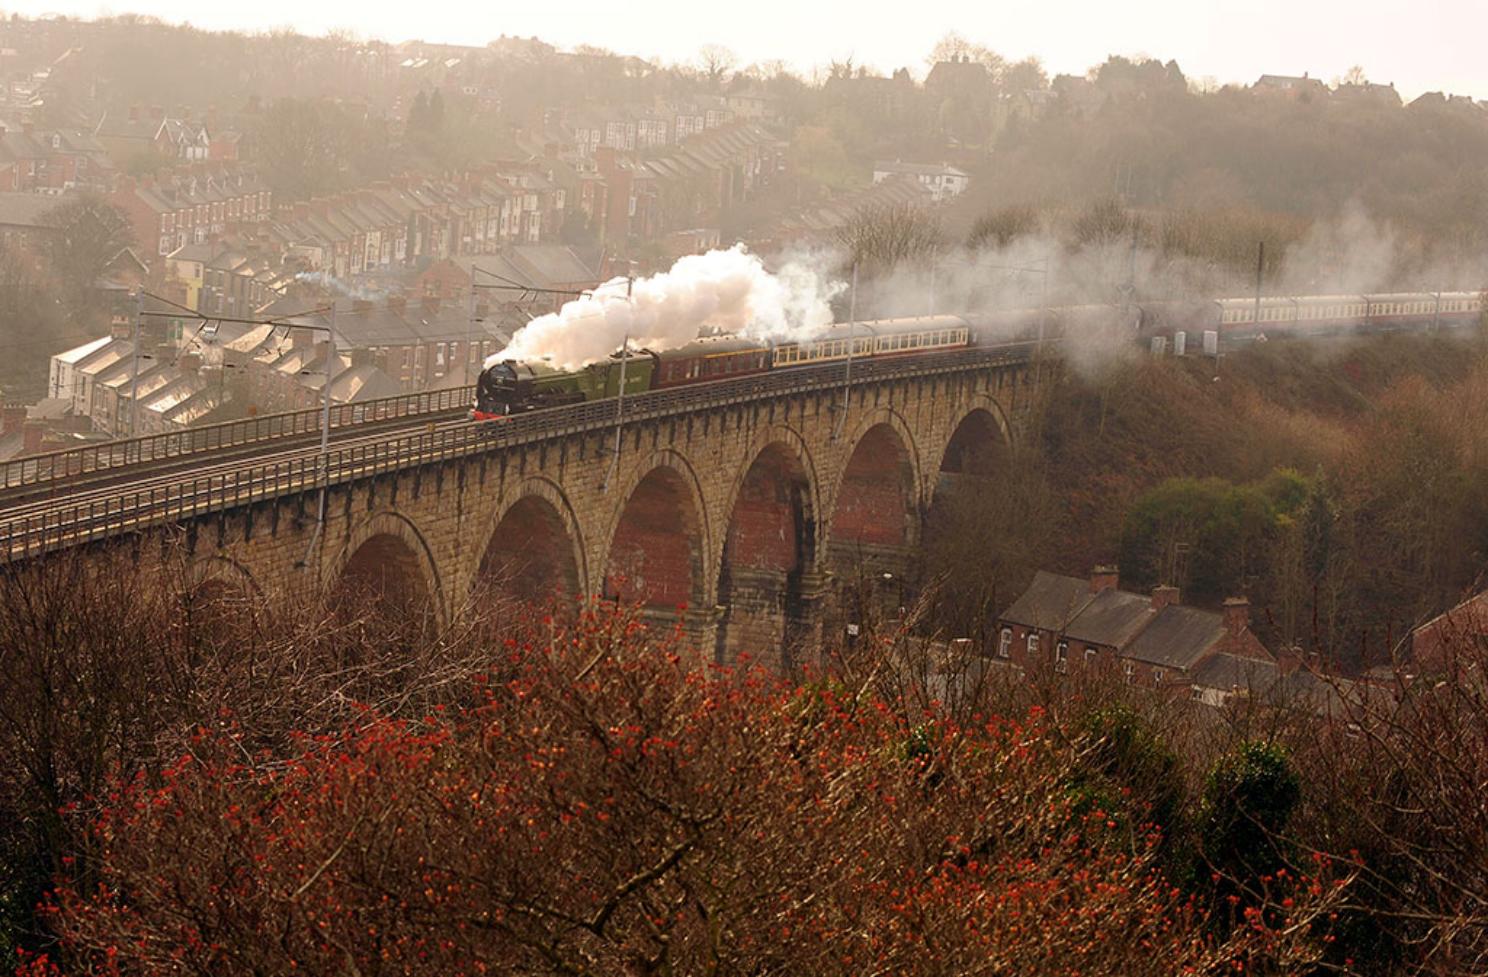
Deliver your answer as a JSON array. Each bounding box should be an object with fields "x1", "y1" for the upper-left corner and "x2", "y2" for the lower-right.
[{"x1": 408, "y1": 90, "x2": 429, "y2": 131}]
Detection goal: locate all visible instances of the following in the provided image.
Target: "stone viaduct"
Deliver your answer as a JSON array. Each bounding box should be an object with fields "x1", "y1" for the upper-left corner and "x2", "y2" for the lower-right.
[{"x1": 114, "y1": 351, "x2": 1050, "y2": 667}]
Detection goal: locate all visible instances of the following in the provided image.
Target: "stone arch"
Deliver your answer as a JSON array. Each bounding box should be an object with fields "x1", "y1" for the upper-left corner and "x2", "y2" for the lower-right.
[
  {"x1": 476, "y1": 477, "x2": 586, "y2": 609},
  {"x1": 821, "y1": 415, "x2": 924, "y2": 631},
  {"x1": 714, "y1": 430, "x2": 823, "y2": 669},
  {"x1": 937, "y1": 399, "x2": 1012, "y2": 479},
  {"x1": 328, "y1": 510, "x2": 445, "y2": 629},
  {"x1": 185, "y1": 554, "x2": 261, "y2": 599},
  {"x1": 920, "y1": 399, "x2": 1018, "y2": 642},
  {"x1": 181, "y1": 555, "x2": 262, "y2": 631},
  {"x1": 600, "y1": 450, "x2": 711, "y2": 615}
]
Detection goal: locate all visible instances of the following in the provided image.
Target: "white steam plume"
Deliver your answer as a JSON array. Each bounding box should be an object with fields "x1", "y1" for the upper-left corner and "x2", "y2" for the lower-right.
[
  {"x1": 295, "y1": 271, "x2": 387, "y2": 302},
  {"x1": 486, "y1": 245, "x2": 842, "y2": 371}
]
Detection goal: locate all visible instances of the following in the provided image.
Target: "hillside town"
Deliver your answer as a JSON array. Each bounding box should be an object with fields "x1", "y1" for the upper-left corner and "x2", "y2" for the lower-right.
[{"x1": 0, "y1": 17, "x2": 1482, "y2": 452}]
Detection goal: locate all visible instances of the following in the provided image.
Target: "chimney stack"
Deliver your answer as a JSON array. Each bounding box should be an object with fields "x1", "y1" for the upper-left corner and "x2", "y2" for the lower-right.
[
  {"x1": 2, "y1": 404, "x2": 26, "y2": 436},
  {"x1": 1223, "y1": 596, "x2": 1251, "y2": 635},
  {"x1": 1089, "y1": 564, "x2": 1119, "y2": 594},
  {"x1": 1276, "y1": 645, "x2": 1303, "y2": 676},
  {"x1": 388, "y1": 294, "x2": 408, "y2": 314},
  {"x1": 1150, "y1": 585, "x2": 1180, "y2": 611},
  {"x1": 421, "y1": 295, "x2": 442, "y2": 315},
  {"x1": 352, "y1": 298, "x2": 373, "y2": 314},
  {"x1": 177, "y1": 352, "x2": 201, "y2": 374},
  {"x1": 21, "y1": 421, "x2": 45, "y2": 455}
]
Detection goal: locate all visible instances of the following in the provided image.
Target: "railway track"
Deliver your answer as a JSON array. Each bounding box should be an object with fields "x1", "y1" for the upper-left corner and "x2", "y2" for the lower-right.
[{"x1": 0, "y1": 386, "x2": 475, "y2": 506}]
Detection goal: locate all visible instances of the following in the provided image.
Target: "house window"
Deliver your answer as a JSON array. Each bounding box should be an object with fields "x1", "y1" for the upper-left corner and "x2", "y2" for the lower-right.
[
  {"x1": 1123, "y1": 661, "x2": 1135, "y2": 684},
  {"x1": 997, "y1": 628, "x2": 1011, "y2": 659},
  {"x1": 1190, "y1": 687, "x2": 1204, "y2": 702},
  {"x1": 1055, "y1": 642, "x2": 1068, "y2": 674},
  {"x1": 1027, "y1": 633, "x2": 1040, "y2": 658},
  {"x1": 1153, "y1": 668, "x2": 1165, "y2": 685},
  {"x1": 1085, "y1": 648, "x2": 1097, "y2": 666}
]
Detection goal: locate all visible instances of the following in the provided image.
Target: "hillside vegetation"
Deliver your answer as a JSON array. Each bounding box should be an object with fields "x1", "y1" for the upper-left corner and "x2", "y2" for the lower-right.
[{"x1": 922, "y1": 330, "x2": 1488, "y2": 664}]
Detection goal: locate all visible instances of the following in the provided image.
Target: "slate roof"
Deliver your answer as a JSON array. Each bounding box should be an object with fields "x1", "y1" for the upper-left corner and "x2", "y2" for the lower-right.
[
  {"x1": 1000, "y1": 571, "x2": 1093, "y2": 631},
  {"x1": 462, "y1": 245, "x2": 600, "y2": 292},
  {"x1": 1124, "y1": 604, "x2": 1227, "y2": 669},
  {"x1": 0, "y1": 190, "x2": 60, "y2": 228},
  {"x1": 1066, "y1": 588, "x2": 1156, "y2": 648},
  {"x1": 1192, "y1": 652, "x2": 1280, "y2": 693},
  {"x1": 258, "y1": 295, "x2": 509, "y2": 349},
  {"x1": 93, "y1": 112, "x2": 166, "y2": 142},
  {"x1": 873, "y1": 160, "x2": 969, "y2": 178}
]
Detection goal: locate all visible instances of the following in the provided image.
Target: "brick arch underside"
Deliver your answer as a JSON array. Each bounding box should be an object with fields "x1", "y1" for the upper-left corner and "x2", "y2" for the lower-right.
[
  {"x1": 604, "y1": 466, "x2": 705, "y2": 612},
  {"x1": 335, "y1": 532, "x2": 437, "y2": 625},
  {"x1": 477, "y1": 495, "x2": 582, "y2": 607},
  {"x1": 716, "y1": 441, "x2": 817, "y2": 667},
  {"x1": 937, "y1": 407, "x2": 1008, "y2": 478},
  {"x1": 829, "y1": 422, "x2": 919, "y2": 560}
]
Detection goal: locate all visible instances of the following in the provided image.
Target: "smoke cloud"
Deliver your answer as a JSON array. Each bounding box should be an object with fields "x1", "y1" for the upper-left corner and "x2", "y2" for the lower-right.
[
  {"x1": 486, "y1": 245, "x2": 842, "y2": 371},
  {"x1": 295, "y1": 271, "x2": 388, "y2": 302}
]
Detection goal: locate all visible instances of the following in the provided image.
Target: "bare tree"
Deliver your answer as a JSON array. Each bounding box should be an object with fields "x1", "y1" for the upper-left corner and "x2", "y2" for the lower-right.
[
  {"x1": 927, "y1": 30, "x2": 1004, "y2": 74},
  {"x1": 696, "y1": 44, "x2": 736, "y2": 90},
  {"x1": 835, "y1": 202, "x2": 943, "y2": 279}
]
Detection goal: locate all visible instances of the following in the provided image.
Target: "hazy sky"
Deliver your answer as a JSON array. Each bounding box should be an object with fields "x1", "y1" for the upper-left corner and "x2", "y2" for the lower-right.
[{"x1": 14, "y1": 0, "x2": 1488, "y2": 99}]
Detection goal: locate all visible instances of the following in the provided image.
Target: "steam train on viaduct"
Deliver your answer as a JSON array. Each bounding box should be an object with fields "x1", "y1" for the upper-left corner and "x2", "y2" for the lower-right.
[{"x1": 472, "y1": 290, "x2": 1484, "y2": 419}]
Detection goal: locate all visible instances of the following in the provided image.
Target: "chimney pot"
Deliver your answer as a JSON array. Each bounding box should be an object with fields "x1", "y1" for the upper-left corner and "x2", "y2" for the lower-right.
[
  {"x1": 1089, "y1": 564, "x2": 1119, "y2": 594},
  {"x1": 1151, "y1": 584, "x2": 1180, "y2": 610},
  {"x1": 1223, "y1": 596, "x2": 1251, "y2": 634}
]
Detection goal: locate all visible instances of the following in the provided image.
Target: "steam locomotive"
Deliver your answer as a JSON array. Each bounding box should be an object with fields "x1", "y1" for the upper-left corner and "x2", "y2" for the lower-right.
[
  {"x1": 472, "y1": 291, "x2": 1483, "y2": 418},
  {"x1": 471, "y1": 314, "x2": 988, "y2": 420}
]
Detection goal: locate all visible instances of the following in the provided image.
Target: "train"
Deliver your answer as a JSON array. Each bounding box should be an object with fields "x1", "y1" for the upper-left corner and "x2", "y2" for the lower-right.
[{"x1": 471, "y1": 290, "x2": 1484, "y2": 419}]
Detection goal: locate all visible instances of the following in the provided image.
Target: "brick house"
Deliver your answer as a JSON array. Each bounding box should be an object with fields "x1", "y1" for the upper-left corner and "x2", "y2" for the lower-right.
[
  {"x1": 871, "y1": 160, "x2": 970, "y2": 202},
  {"x1": 1408, "y1": 588, "x2": 1488, "y2": 676},
  {"x1": 1252, "y1": 73, "x2": 1330, "y2": 101},
  {"x1": 415, "y1": 245, "x2": 602, "y2": 336},
  {"x1": 252, "y1": 294, "x2": 511, "y2": 392},
  {"x1": 996, "y1": 566, "x2": 1276, "y2": 694},
  {"x1": 111, "y1": 164, "x2": 272, "y2": 261},
  {"x1": 93, "y1": 107, "x2": 175, "y2": 164}
]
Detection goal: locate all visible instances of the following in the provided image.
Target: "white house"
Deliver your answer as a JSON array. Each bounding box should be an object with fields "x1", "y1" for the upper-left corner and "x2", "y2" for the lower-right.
[{"x1": 871, "y1": 160, "x2": 970, "y2": 202}]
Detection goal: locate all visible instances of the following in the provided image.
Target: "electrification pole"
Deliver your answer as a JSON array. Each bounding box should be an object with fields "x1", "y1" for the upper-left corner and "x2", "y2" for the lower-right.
[
  {"x1": 834, "y1": 262, "x2": 858, "y2": 441},
  {"x1": 602, "y1": 275, "x2": 634, "y2": 493}
]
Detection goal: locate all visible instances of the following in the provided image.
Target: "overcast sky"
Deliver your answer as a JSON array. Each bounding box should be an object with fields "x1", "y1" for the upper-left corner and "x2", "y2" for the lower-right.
[{"x1": 14, "y1": 0, "x2": 1488, "y2": 99}]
